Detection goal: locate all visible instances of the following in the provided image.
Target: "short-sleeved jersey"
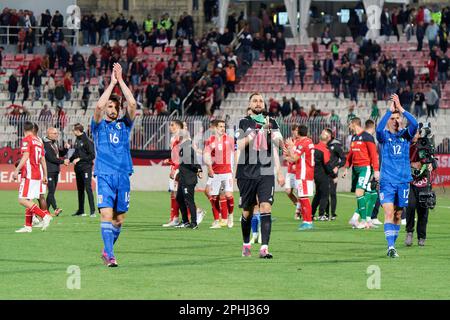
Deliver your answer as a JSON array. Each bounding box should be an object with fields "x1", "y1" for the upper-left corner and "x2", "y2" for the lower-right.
[
  {"x1": 294, "y1": 137, "x2": 315, "y2": 180},
  {"x1": 170, "y1": 135, "x2": 181, "y2": 171},
  {"x1": 91, "y1": 116, "x2": 134, "y2": 176},
  {"x1": 376, "y1": 111, "x2": 418, "y2": 184},
  {"x1": 235, "y1": 116, "x2": 280, "y2": 179},
  {"x1": 205, "y1": 134, "x2": 234, "y2": 174},
  {"x1": 345, "y1": 131, "x2": 379, "y2": 170},
  {"x1": 20, "y1": 135, "x2": 45, "y2": 180},
  {"x1": 286, "y1": 137, "x2": 300, "y2": 174}
]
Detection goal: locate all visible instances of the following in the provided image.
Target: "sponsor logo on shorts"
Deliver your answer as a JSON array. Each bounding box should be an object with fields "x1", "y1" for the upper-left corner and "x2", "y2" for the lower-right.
[
  {"x1": 98, "y1": 195, "x2": 103, "y2": 204},
  {"x1": 379, "y1": 193, "x2": 384, "y2": 201}
]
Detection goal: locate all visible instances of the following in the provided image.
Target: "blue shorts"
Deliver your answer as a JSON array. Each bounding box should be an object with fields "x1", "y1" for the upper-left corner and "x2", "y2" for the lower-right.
[
  {"x1": 379, "y1": 182, "x2": 410, "y2": 208},
  {"x1": 96, "y1": 173, "x2": 131, "y2": 213}
]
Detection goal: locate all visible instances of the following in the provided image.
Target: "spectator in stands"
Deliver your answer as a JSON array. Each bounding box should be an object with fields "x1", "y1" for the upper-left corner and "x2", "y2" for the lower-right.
[
  {"x1": 54, "y1": 105, "x2": 67, "y2": 130},
  {"x1": 128, "y1": 16, "x2": 139, "y2": 42},
  {"x1": 311, "y1": 37, "x2": 319, "y2": 55},
  {"x1": 275, "y1": 32, "x2": 286, "y2": 62},
  {"x1": 21, "y1": 69, "x2": 29, "y2": 105},
  {"x1": 224, "y1": 62, "x2": 236, "y2": 98},
  {"x1": 426, "y1": 54, "x2": 436, "y2": 82},
  {"x1": 280, "y1": 96, "x2": 291, "y2": 117},
  {"x1": 331, "y1": 69, "x2": 341, "y2": 98},
  {"x1": 263, "y1": 33, "x2": 274, "y2": 64},
  {"x1": 298, "y1": 55, "x2": 307, "y2": 90},
  {"x1": 381, "y1": 6, "x2": 393, "y2": 39},
  {"x1": 182, "y1": 12, "x2": 194, "y2": 40},
  {"x1": 126, "y1": 38, "x2": 138, "y2": 63},
  {"x1": 190, "y1": 37, "x2": 200, "y2": 62},
  {"x1": 437, "y1": 50, "x2": 449, "y2": 88},
  {"x1": 391, "y1": 7, "x2": 401, "y2": 42},
  {"x1": 81, "y1": 15, "x2": 90, "y2": 45},
  {"x1": 169, "y1": 93, "x2": 181, "y2": 114},
  {"x1": 58, "y1": 41, "x2": 70, "y2": 70},
  {"x1": 17, "y1": 27, "x2": 26, "y2": 53},
  {"x1": 156, "y1": 28, "x2": 168, "y2": 52},
  {"x1": 88, "y1": 51, "x2": 97, "y2": 79},
  {"x1": 145, "y1": 79, "x2": 159, "y2": 109},
  {"x1": 248, "y1": 12, "x2": 261, "y2": 35},
  {"x1": 425, "y1": 20, "x2": 439, "y2": 51},
  {"x1": 399, "y1": 85, "x2": 413, "y2": 112},
  {"x1": 413, "y1": 88, "x2": 425, "y2": 117},
  {"x1": 40, "y1": 54, "x2": 49, "y2": 77},
  {"x1": 291, "y1": 97, "x2": 300, "y2": 113},
  {"x1": 299, "y1": 106, "x2": 308, "y2": 118},
  {"x1": 33, "y1": 69, "x2": 43, "y2": 101},
  {"x1": 54, "y1": 81, "x2": 65, "y2": 108},
  {"x1": 323, "y1": 53, "x2": 334, "y2": 84},
  {"x1": 81, "y1": 80, "x2": 91, "y2": 115},
  {"x1": 51, "y1": 10, "x2": 64, "y2": 29},
  {"x1": 370, "y1": 99, "x2": 380, "y2": 123},
  {"x1": 40, "y1": 9, "x2": 52, "y2": 29},
  {"x1": 53, "y1": 27, "x2": 64, "y2": 44},
  {"x1": 8, "y1": 73, "x2": 18, "y2": 104},
  {"x1": 321, "y1": 26, "x2": 332, "y2": 49},
  {"x1": 329, "y1": 110, "x2": 340, "y2": 122},
  {"x1": 99, "y1": 43, "x2": 111, "y2": 74},
  {"x1": 406, "y1": 61, "x2": 415, "y2": 89},
  {"x1": 47, "y1": 74, "x2": 56, "y2": 106},
  {"x1": 349, "y1": 67, "x2": 360, "y2": 103},
  {"x1": 24, "y1": 29, "x2": 34, "y2": 53},
  {"x1": 63, "y1": 72, "x2": 72, "y2": 101},
  {"x1": 283, "y1": 53, "x2": 295, "y2": 86},
  {"x1": 424, "y1": 83, "x2": 439, "y2": 118},
  {"x1": 113, "y1": 13, "x2": 127, "y2": 40},
  {"x1": 98, "y1": 13, "x2": 110, "y2": 45},
  {"x1": 250, "y1": 32, "x2": 263, "y2": 64},
  {"x1": 72, "y1": 51, "x2": 86, "y2": 88},
  {"x1": 227, "y1": 12, "x2": 237, "y2": 35},
  {"x1": 38, "y1": 104, "x2": 52, "y2": 120},
  {"x1": 313, "y1": 55, "x2": 322, "y2": 86},
  {"x1": 439, "y1": 22, "x2": 448, "y2": 54}
]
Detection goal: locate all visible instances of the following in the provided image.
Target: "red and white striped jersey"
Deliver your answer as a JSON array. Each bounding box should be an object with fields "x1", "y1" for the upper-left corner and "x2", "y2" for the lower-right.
[
  {"x1": 20, "y1": 135, "x2": 45, "y2": 180},
  {"x1": 294, "y1": 137, "x2": 315, "y2": 181},
  {"x1": 205, "y1": 134, "x2": 234, "y2": 174}
]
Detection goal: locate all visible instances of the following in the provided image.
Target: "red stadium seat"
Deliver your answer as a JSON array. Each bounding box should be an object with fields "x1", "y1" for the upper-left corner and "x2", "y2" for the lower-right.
[{"x1": 14, "y1": 54, "x2": 24, "y2": 62}]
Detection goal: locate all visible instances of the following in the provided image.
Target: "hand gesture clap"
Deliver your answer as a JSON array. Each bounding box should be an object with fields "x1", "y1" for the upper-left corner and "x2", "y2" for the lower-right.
[
  {"x1": 113, "y1": 63, "x2": 123, "y2": 83},
  {"x1": 110, "y1": 63, "x2": 118, "y2": 85}
]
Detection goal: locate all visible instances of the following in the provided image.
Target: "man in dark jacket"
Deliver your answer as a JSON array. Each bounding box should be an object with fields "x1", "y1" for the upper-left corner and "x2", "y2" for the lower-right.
[
  {"x1": 44, "y1": 127, "x2": 69, "y2": 216},
  {"x1": 70, "y1": 123, "x2": 96, "y2": 217},
  {"x1": 8, "y1": 73, "x2": 18, "y2": 104},
  {"x1": 312, "y1": 130, "x2": 338, "y2": 220},
  {"x1": 325, "y1": 129, "x2": 346, "y2": 220},
  {"x1": 175, "y1": 130, "x2": 203, "y2": 229}
]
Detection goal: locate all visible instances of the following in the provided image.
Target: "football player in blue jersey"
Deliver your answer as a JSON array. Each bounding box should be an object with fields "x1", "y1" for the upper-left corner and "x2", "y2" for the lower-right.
[
  {"x1": 92, "y1": 63, "x2": 137, "y2": 267},
  {"x1": 376, "y1": 94, "x2": 418, "y2": 258}
]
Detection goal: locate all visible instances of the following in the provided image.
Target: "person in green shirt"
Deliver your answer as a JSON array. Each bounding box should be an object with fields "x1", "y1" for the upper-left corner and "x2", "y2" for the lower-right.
[
  {"x1": 330, "y1": 109, "x2": 340, "y2": 123},
  {"x1": 370, "y1": 99, "x2": 379, "y2": 123},
  {"x1": 331, "y1": 41, "x2": 339, "y2": 61}
]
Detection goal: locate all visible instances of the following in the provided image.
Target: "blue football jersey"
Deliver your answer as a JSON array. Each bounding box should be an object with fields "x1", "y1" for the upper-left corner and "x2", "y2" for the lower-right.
[
  {"x1": 376, "y1": 111, "x2": 418, "y2": 184},
  {"x1": 91, "y1": 116, "x2": 134, "y2": 176}
]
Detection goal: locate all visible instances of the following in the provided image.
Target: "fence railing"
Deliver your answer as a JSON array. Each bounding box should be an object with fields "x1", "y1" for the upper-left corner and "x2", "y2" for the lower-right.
[
  {"x1": 2, "y1": 114, "x2": 449, "y2": 153},
  {"x1": 0, "y1": 25, "x2": 78, "y2": 47},
  {"x1": 0, "y1": 114, "x2": 349, "y2": 151}
]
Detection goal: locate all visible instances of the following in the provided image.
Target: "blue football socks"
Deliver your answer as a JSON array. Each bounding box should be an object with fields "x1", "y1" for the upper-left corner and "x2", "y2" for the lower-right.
[{"x1": 101, "y1": 222, "x2": 115, "y2": 258}]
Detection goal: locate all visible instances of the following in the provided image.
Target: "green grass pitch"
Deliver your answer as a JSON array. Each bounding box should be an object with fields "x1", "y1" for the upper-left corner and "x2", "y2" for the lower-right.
[{"x1": 1, "y1": 190, "x2": 449, "y2": 300}]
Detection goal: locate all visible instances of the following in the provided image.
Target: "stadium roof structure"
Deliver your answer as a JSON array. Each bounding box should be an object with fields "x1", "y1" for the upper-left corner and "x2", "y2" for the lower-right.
[{"x1": 219, "y1": 0, "x2": 410, "y2": 43}]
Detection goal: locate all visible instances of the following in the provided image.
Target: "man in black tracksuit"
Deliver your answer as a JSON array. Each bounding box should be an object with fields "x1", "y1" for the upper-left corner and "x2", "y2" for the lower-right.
[
  {"x1": 43, "y1": 127, "x2": 69, "y2": 216},
  {"x1": 325, "y1": 129, "x2": 346, "y2": 220},
  {"x1": 405, "y1": 131, "x2": 437, "y2": 247},
  {"x1": 70, "y1": 123, "x2": 96, "y2": 217},
  {"x1": 175, "y1": 133, "x2": 203, "y2": 229},
  {"x1": 312, "y1": 130, "x2": 338, "y2": 220}
]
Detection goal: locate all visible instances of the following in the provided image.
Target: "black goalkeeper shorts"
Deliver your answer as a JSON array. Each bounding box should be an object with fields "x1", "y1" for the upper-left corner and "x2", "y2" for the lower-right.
[{"x1": 237, "y1": 175, "x2": 275, "y2": 209}]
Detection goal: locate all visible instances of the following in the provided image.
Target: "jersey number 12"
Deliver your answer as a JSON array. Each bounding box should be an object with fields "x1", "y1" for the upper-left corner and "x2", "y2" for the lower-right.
[{"x1": 392, "y1": 145, "x2": 401, "y2": 155}]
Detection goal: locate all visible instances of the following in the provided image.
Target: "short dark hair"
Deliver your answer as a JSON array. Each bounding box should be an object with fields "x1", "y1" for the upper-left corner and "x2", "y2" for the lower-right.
[
  {"x1": 171, "y1": 119, "x2": 184, "y2": 129},
  {"x1": 351, "y1": 117, "x2": 362, "y2": 126},
  {"x1": 291, "y1": 124, "x2": 299, "y2": 131},
  {"x1": 109, "y1": 94, "x2": 122, "y2": 112},
  {"x1": 248, "y1": 92, "x2": 262, "y2": 101},
  {"x1": 32, "y1": 123, "x2": 39, "y2": 134},
  {"x1": 365, "y1": 119, "x2": 375, "y2": 129},
  {"x1": 73, "y1": 123, "x2": 84, "y2": 133},
  {"x1": 298, "y1": 125, "x2": 308, "y2": 137},
  {"x1": 24, "y1": 121, "x2": 34, "y2": 133},
  {"x1": 324, "y1": 128, "x2": 333, "y2": 138},
  {"x1": 215, "y1": 119, "x2": 225, "y2": 126}
]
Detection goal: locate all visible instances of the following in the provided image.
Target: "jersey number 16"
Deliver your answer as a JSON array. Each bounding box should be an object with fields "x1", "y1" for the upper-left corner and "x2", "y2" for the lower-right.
[{"x1": 110, "y1": 133, "x2": 119, "y2": 144}]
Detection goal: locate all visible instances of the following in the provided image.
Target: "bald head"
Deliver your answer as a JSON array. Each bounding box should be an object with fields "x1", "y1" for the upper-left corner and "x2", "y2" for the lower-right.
[{"x1": 46, "y1": 127, "x2": 59, "y2": 141}]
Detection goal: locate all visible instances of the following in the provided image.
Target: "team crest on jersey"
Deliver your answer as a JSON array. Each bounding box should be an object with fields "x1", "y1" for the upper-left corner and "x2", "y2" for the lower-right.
[
  {"x1": 116, "y1": 123, "x2": 122, "y2": 130},
  {"x1": 23, "y1": 142, "x2": 28, "y2": 147}
]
